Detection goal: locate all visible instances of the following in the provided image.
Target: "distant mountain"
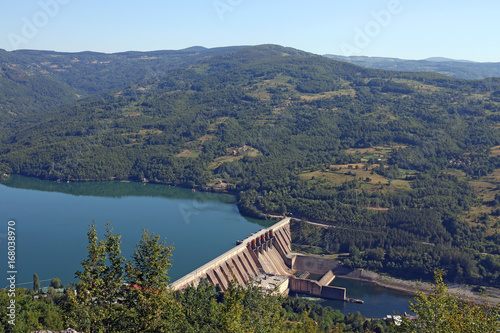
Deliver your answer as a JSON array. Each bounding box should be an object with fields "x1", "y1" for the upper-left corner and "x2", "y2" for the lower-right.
[
  {"x1": 324, "y1": 54, "x2": 500, "y2": 79},
  {"x1": 0, "y1": 46, "x2": 245, "y2": 119},
  {"x1": 423, "y1": 57, "x2": 474, "y2": 63}
]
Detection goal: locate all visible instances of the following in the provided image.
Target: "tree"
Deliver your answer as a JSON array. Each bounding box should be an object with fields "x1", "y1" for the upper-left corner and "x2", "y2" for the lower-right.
[
  {"x1": 178, "y1": 279, "x2": 220, "y2": 331},
  {"x1": 50, "y1": 278, "x2": 61, "y2": 289},
  {"x1": 125, "y1": 229, "x2": 174, "y2": 289},
  {"x1": 125, "y1": 229, "x2": 185, "y2": 332},
  {"x1": 67, "y1": 221, "x2": 126, "y2": 333},
  {"x1": 399, "y1": 270, "x2": 500, "y2": 332},
  {"x1": 33, "y1": 273, "x2": 40, "y2": 292}
]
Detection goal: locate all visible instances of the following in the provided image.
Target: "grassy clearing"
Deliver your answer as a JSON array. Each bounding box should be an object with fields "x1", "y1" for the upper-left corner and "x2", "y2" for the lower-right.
[
  {"x1": 459, "y1": 168, "x2": 500, "y2": 232},
  {"x1": 138, "y1": 129, "x2": 163, "y2": 135},
  {"x1": 197, "y1": 134, "x2": 214, "y2": 143},
  {"x1": 176, "y1": 149, "x2": 201, "y2": 158},
  {"x1": 299, "y1": 89, "x2": 356, "y2": 101},
  {"x1": 392, "y1": 78, "x2": 444, "y2": 93},
  {"x1": 300, "y1": 145, "x2": 414, "y2": 194},
  {"x1": 491, "y1": 145, "x2": 500, "y2": 156},
  {"x1": 300, "y1": 163, "x2": 411, "y2": 193},
  {"x1": 208, "y1": 117, "x2": 229, "y2": 132},
  {"x1": 177, "y1": 135, "x2": 216, "y2": 158},
  {"x1": 245, "y1": 74, "x2": 295, "y2": 101},
  {"x1": 345, "y1": 145, "x2": 406, "y2": 161},
  {"x1": 209, "y1": 146, "x2": 261, "y2": 170}
]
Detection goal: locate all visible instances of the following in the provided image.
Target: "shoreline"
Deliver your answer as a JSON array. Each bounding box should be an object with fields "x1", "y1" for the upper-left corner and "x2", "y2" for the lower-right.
[
  {"x1": 335, "y1": 268, "x2": 500, "y2": 306},
  {"x1": 5, "y1": 174, "x2": 500, "y2": 306}
]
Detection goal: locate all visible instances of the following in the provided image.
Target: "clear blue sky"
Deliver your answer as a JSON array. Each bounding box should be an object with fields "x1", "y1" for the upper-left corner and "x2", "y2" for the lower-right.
[{"x1": 1, "y1": 0, "x2": 498, "y2": 62}]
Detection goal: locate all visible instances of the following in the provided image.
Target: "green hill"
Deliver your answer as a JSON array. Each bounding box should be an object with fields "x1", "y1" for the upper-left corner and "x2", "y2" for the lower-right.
[
  {"x1": 0, "y1": 46, "x2": 244, "y2": 118},
  {"x1": 3, "y1": 44, "x2": 500, "y2": 287}
]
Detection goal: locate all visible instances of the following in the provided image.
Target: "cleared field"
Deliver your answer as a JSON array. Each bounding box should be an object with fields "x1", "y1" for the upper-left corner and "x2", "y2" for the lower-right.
[
  {"x1": 208, "y1": 117, "x2": 229, "y2": 132},
  {"x1": 491, "y1": 145, "x2": 500, "y2": 156},
  {"x1": 177, "y1": 149, "x2": 201, "y2": 158},
  {"x1": 299, "y1": 88, "x2": 356, "y2": 101},
  {"x1": 208, "y1": 146, "x2": 261, "y2": 170},
  {"x1": 345, "y1": 145, "x2": 407, "y2": 161},
  {"x1": 300, "y1": 163, "x2": 411, "y2": 192},
  {"x1": 196, "y1": 134, "x2": 214, "y2": 143},
  {"x1": 461, "y1": 168, "x2": 500, "y2": 232}
]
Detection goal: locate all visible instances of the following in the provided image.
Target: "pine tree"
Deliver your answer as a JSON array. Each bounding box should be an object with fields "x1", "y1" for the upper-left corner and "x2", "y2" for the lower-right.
[
  {"x1": 33, "y1": 273, "x2": 40, "y2": 292},
  {"x1": 67, "y1": 221, "x2": 126, "y2": 333},
  {"x1": 125, "y1": 229, "x2": 185, "y2": 332}
]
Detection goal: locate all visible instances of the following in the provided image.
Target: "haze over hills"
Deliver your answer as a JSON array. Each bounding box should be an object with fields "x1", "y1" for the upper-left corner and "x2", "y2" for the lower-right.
[
  {"x1": 2, "y1": 44, "x2": 500, "y2": 288},
  {"x1": 423, "y1": 57, "x2": 475, "y2": 63},
  {"x1": 324, "y1": 54, "x2": 500, "y2": 80}
]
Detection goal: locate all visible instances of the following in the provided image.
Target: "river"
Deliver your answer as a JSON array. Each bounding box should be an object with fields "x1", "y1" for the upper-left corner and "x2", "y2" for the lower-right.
[{"x1": 0, "y1": 175, "x2": 414, "y2": 317}]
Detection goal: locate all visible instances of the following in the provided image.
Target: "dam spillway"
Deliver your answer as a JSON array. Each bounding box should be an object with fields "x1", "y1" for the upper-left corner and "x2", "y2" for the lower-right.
[{"x1": 170, "y1": 218, "x2": 294, "y2": 291}]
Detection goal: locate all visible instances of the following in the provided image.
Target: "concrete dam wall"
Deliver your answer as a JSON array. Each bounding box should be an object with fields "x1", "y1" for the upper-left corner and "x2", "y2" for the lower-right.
[
  {"x1": 170, "y1": 218, "x2": 293, "y2": 291},
  {"x1": 288, "y1": 270, "x2": 346, "y2": 301},
  {"x1": 170, "y1": 217, "x2": 349, "y2": 302}
]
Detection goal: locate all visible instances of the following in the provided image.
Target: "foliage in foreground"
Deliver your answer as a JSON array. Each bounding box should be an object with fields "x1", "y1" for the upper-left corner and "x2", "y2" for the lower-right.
[
  {"x1": 3, "y1": 225, "x2": 500, "y2": 332},
  {"x1": 399, "y1": 270, "x2": 500, "y2": 333}
]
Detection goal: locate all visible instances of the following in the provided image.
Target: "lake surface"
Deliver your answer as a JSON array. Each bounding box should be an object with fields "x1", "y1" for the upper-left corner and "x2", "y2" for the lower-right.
[
  {"x1": 0, "y1": 175, "x2": 414, "y2": 317},
  {"x1": 290, "y1": 277, "x2": 415, "y2": 319},
  {"x1": 0, "y1": 175, "x2": 270, "y2": 287}
]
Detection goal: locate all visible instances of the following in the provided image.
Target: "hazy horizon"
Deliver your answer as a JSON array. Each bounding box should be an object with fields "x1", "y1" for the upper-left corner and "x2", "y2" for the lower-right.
[{"x1": 1, "y1": 0, "x2": 499, "y2": 62}]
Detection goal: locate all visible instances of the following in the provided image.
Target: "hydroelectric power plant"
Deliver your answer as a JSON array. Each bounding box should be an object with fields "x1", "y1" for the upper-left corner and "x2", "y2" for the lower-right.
[{"x1": 171, "y1": 218, "x2": 354, "y2": 302}]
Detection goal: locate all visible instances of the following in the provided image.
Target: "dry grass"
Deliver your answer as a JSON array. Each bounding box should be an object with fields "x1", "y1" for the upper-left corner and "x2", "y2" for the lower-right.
[
  {"x1": 138, "y1": 129, "x2": 163, "y2": 135},
  {"x1": 300, "y1": 163, "x2": 411, "y2": 193},
  {"x1": 491, "y1": 145, "x2": 500, "y2": 156},
  {"x1": 460, "y1": 169, "x2": 500, "y2": 233},
  {"x1": 208, "y1": 117, "x2": 229, "y2": 132},
  {"x1": 176, "y1": 149, "x2": 201, "y2": 158},
  {"x1": 208, "y1": 146, "x2": 261, "y2": 169},
  {"x1": 197, "y1": 134, "x2": 214, "y2": 143}
]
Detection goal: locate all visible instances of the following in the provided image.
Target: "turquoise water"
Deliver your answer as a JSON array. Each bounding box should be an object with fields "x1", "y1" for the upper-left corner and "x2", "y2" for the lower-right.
[{"x1": 0, "y1": 175, "x2": 268, "y2": 287}]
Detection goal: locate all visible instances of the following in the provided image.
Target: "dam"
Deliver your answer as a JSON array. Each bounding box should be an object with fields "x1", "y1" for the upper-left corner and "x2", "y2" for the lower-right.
[{"x1": 170, "y1": 218, "x2": 349, "y2": 302}]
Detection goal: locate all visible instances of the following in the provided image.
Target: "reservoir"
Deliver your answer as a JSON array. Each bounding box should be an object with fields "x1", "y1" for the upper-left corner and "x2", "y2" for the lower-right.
[
  {"x1": 0, "y1": 175, "x2": 269, "y2": 287},
  {"x1": 0, "y1": 175, "x2": 414, "y2": 317}
]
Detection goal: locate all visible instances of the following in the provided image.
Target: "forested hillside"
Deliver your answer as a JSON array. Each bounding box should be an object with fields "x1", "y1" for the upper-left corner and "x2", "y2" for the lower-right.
[
  {"x1": 3, "y1": 44, "x2": 500, "y2": 287},
  {"x1": 0, "y1": 46, "x2": 243, "y2": 121}
]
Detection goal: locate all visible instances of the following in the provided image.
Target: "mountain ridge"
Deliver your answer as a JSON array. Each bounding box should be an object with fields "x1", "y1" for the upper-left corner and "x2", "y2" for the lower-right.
[{"x1": 324, "y1": 54, "x2": 500, "y2": 79}]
